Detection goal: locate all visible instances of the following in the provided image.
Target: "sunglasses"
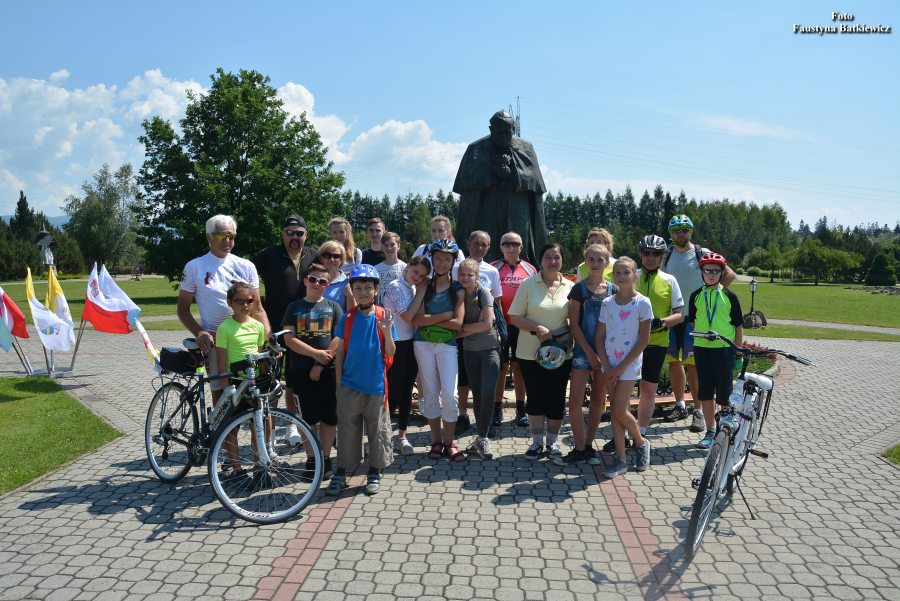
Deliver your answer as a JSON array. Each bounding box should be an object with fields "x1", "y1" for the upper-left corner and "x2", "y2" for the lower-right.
[
  {"x1": 322, "y1": 252, "x2": 343, "y2": 260},
  {"x1": 305, "y1": 275, "x2": 329, "y2": 287},
  {"x1": 284, "y1": 229, "x2": 306, "y2": 237},
  {"x1": 501, "y1": 241, "x2": 521, "y2": 247},
  {"x1": 701, "y1": 268, "x2": 723, "y2": 275},
  {"x1": 211, "y1": 232, "x2": 236, "y2": 241},
  {"x1": 641, "y1": 250, "x2": 663, "y2": 257},
  {"x1": 231, "y1": 297, "x2": 254, "y2": 305},
  {"x1": 671, "y1": 228, "x2": 692, "y2": 234}
]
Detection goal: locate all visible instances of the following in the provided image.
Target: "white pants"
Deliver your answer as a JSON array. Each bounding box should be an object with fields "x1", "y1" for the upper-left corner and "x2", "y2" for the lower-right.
[{"x1": 413, "y1": 341, "x2": 459, "y2": 422}]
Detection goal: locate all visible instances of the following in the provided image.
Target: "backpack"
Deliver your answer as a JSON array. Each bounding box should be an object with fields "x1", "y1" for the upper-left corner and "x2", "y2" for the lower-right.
[
  {"x1": 343, "y1": 305, "x2": 393, "y2": 401},
  {"x1": 476, "y1": 288, "x2": 508, "y2": 347},
  {"x1": 663, "y1": 244, "x2": 704, "y2": 271}
]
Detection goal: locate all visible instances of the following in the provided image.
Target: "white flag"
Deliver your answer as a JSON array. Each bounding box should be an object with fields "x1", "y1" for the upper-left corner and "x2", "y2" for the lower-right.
[{"x1": 26, "y1": 267, "x2": 74, "y2": 352}]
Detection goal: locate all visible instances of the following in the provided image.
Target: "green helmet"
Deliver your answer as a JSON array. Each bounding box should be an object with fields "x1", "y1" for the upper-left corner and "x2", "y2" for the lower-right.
[{"x1": 668, "y1": 214, "x2": 694, "y2": 231}]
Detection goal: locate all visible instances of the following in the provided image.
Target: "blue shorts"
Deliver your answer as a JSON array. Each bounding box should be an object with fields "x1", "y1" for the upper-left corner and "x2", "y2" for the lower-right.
[{"x1": 572, "y1": 341, "x2": 598, "y2": 372}]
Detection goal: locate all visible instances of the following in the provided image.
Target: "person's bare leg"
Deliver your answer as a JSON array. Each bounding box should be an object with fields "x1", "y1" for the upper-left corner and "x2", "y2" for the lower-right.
[
  {"x1": 669, "y1": 361, "x2": 686, "y2": 403},
  {"x1": 638, "y1": 380, "x2": 657, "y2": 429},
  {"x1": 584, "y1": 373, "x2": 606, "y2": 448},
  {"x1": 568, "y1": 370, "x2": 589, "y2": 450}
]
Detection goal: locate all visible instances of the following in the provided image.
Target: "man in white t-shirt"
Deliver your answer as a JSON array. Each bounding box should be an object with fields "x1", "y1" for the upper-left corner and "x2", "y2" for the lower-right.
[{"x1": 177, "y1": 214, "x2": 270, "y2": 392}]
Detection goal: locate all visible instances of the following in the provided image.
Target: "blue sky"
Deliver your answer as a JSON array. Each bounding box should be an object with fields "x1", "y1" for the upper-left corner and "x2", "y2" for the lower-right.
[{"x1": 2, "y1": 1, "x2": 898, "y2": 229}]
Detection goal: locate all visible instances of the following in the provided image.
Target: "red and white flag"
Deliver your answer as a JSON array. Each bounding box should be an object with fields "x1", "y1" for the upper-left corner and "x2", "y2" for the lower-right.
[
  {"x1": 0, "y1": 285, "x2": 29, "y2": 352},
  {"x1": 82, "y1": 263, "x2": 142, "y2": 334}
]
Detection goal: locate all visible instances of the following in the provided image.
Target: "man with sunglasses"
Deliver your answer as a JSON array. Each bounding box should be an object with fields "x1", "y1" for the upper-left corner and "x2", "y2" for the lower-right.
[
  {"x1": 661, "y1": 215, "x2": 735, "y2": 430},
  {"x1": 178, "y1": 214, "x2": 269, "y2": 398},
  {"x1": 251, "y1": 214, "x2": 318, "y2": 442}
]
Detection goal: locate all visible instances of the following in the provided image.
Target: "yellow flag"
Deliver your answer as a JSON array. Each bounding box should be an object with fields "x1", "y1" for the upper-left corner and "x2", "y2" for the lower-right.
[{"x1": 26, "y1": 267, "x2": 74, "y2": 352}]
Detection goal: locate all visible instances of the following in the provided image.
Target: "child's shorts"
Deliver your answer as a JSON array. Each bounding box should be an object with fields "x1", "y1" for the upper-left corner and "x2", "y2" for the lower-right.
[
  {"x1": 286, "y1": 366, "x2": 338, "y2": 426},
  {"x1": 694, "y1": 346, "x2": 735, "y2": 405}
]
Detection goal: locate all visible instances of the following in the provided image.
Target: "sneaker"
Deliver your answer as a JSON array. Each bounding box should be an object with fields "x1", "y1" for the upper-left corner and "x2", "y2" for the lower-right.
[
  {"x1": 477, "y1": 437, "x2": 493, "y2": 460},
  {"x1": 546, "y1": 441, "x2": 563, "y2": 460},
  {"x1": 634, "y1": 438, "x2": 651, "y2": 472},
  {"x1": 602, "y1": 458, "x2": 629, "y2": 479},
  {"x1": 689, "y1": 409, "x2": 705, "y2": 433},
  {"x1": 398, "y1": 437, "x2": 415, "y2": 456},
  {"x1": 695, "y1": 429, "x2": 716, "y2": 450},
  {"x1": 287, "y1": 424, "x2": 302, "y2": 445},
  {"x1": 524, "y1": 442, "x2": 544, "y2": 460},
  {"x1": 515, "y1": 410, "x2": 529, "y2": 428},
  {"x1": 663, "y1": 405, "x2": 690, "y2": 422},
  {"x1": 365, "y1": 472, "x2": 381, "y2": 495},
  {"x1": 455, "y1": 413, "x2": 472, "y2": 436},
  {"x1": 602, "y1": 433, "x2": 632, "y2": 453},
  {"x1": 492, "y1": 407, "x2": 503, "y2": 427},
  {"x1": 324, "y1": 473, "x2": 347, "y2": 496},
  {"x1": 586, "y1": 448, "x2": 603, "y2": 465},
  {"x1": 553, "y1": 448, "x2": 588, "y2": 466}
]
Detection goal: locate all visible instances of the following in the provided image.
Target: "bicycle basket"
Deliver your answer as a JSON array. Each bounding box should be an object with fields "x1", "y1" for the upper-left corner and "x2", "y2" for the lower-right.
[{"x1": 159, "y1": 347, "x2": 199, "y2": 375}]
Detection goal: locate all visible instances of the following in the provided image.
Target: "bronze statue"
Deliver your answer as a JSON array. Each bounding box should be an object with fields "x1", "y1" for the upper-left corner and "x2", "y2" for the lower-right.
[{"x1": 453, "y1": 111, "x2": 548, "y2": 266}]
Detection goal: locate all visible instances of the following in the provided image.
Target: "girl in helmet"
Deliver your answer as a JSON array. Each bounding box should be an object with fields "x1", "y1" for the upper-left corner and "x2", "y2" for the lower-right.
[
  {"x1": 411, "y1": 215, "x2": 466, "y2": 275},
  {"x1": 408, "y1": 238, "x2": 466, "y2": 461},
  {"x1": 686, "y1": 252, "x2": 744, "y2": 450}
]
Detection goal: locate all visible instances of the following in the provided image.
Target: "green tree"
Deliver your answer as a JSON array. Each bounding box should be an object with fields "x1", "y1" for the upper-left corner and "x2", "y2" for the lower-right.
[
  {"x1": 64, "y1": 163, "x2": 141, "y2": 270},
  {"x1": 136, "y1": 68, "x2": 345, "y2": 280},
  {"x1": 865, "y1": 252, "x2": 897, "y2": 286},
  {"x1": 9, "y1": 191, "x2": 40, "y2": 242}
]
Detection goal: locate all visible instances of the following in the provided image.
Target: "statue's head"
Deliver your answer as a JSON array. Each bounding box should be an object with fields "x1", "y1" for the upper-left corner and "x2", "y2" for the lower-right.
[{"x1": 489, "y1": 111, "x2": 514, "y2": 149}]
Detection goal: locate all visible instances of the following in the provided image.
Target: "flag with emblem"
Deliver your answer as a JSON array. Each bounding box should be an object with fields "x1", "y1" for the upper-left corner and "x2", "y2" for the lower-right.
[
  {"x1": 82, "y1": 263, "x2": 142, "y2": 333},
  {"x1": 26, "y1": 267, "x2": 74, "y2": 352}
]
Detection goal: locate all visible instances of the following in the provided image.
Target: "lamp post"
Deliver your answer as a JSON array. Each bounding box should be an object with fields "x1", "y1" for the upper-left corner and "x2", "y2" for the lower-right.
[{"x1": 749, "y1": 278, "x2": 758, "y2": 314}]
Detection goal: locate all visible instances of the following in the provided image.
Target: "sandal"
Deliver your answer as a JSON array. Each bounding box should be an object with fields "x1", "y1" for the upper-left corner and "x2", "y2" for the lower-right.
[
  {"x1": 428, "y1": 442, "x2": 444, "y2": 459},
  {"x1": 445, "y1": 443, "x2": 466, "y2": 462}
]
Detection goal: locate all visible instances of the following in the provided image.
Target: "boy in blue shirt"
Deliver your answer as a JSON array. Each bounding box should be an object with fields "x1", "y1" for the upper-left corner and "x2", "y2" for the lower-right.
[{"x1": 327, "y1": 265, "x2": 397, "y2": 496}]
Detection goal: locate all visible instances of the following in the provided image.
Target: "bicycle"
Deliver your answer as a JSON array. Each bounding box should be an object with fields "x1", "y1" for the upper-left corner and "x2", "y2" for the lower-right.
[
  {"x1": 144, "y1": 330, "x2": 324, "y2": 524},
  {"x1": 684, "y1": 330, "x2": 814, "y2": 559}
]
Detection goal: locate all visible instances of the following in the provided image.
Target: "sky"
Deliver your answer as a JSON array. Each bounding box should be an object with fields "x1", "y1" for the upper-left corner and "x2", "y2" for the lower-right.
[{"x1": 1, "y1": 1, "x2": 898, "y2": 230}]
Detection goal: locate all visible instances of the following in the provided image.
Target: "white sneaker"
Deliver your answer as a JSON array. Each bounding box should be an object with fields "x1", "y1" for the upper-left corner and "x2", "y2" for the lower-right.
[
  {"x1": 546, "y1": 441, "x2": 563, "y2": 460},
  {"x1": 287, "y1": 424, "x2": 302, "y2": 446},
  {"x1": 398, "y1": 437, "x2": 414, "y2": 456}
]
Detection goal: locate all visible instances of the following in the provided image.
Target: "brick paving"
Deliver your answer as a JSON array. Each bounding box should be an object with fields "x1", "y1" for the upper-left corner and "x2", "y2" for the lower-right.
[{"x1": 1, "y1": 329, "x2": 899, "y2": 600}]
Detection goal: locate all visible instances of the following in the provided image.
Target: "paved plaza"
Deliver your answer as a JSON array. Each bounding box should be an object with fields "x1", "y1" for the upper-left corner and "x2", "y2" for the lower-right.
[{"x1": 1, "y1": 329, "x2": 899, "y2": 600}]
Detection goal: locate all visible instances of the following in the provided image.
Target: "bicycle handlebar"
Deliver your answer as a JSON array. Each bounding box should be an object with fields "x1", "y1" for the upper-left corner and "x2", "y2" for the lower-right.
[{"x1": 689, "y1": 331, "x2": 815, "y2": 366}]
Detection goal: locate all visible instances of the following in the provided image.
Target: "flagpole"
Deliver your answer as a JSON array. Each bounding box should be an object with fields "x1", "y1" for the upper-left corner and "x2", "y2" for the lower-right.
[
  {"x1": 42, "y1": 344, "x2": 51, "y2": 376},
  {"x1": 11, "y1": 337, "x2": 33, "y2": 375},
  {"x1": 70, "y1": 318, "x2": 87, "y2": 371}
]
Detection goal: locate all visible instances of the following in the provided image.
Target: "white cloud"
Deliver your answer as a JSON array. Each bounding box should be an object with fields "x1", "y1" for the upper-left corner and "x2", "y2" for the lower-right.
[
  {"x1": 122, "y1": 69, "x2": 204, "y2": 122},
  {"x1": 336, "y1": 119, "x2": 467, "y2": 195},
  {"x1": 277, "y1": 82, "x2": 350, "y2": 154},
  {"x1": 49, "y1": 69, "x2": 70, "y2": 82},
  {"x1": 1, "y1": 169, "x2": 25, "y2": 193},
  {"x1": 689, "y1": 114, "x2": 804, "y2": 141}
]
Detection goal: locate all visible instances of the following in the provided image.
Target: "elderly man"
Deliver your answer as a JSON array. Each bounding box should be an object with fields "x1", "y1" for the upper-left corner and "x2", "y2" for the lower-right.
[
  {"x1": 453, "y1": 111, "x2": 548, "y2": 266},
  {"x1": 178, "y1": 214, "x2": 270, "y2": 396},
  {"x1": 490, "y1": 231, "x2": 537, "y2": 427},
  {"x1": 251, "y1": 215, "x2": 318, "y2": 442}
]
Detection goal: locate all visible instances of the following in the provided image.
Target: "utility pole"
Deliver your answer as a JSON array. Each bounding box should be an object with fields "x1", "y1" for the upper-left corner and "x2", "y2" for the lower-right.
[{"x1": 506, "y1": 96, "x2": 521, "y2": 136}]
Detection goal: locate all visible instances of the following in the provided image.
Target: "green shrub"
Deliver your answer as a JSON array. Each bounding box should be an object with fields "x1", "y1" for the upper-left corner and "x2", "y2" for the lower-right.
[
  {"x1": 735, "y1": 267, "x2": 745, "y2": 275},
  {"x1": 746, "y1": 266, "x2": 762, "y2": 277},
  {"x1": 865, "y1": 252, "x2": 897, "y2": 286}
]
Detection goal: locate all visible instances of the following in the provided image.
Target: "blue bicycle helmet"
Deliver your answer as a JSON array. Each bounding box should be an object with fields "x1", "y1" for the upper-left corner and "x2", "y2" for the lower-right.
[
  {"x1": 348, "y1": 264, "x2": 380, "y2": 282},
  {"x1": 668, "y1": 214, "x2": 694, "y2": 231},
  {"x1": 429, "y1": 238, "x2": 459, "y2": 255}
]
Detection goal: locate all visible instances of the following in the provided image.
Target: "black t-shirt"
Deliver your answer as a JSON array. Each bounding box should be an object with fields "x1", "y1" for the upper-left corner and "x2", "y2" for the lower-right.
[
  {"x1": 281, "y1": 297, "x2": 342, "y2": 369},
  {"x1": 251, "y1": 244, "x2": 318, "y2": 328},
  {"x1": 361, "y1": 248, "x2": 386, "y2": 266}
]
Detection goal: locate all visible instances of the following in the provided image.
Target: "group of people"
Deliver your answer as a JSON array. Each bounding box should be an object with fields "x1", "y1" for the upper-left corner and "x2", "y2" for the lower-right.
[{"x1": 177, "y1": 211, "x2": 743, "y2": 494}]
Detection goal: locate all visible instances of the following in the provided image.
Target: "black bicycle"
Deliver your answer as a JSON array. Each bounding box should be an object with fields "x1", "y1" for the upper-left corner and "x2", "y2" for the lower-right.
[
  {"x1": 685, "y1": 331, "x2": 814, "y2": 558},
  {"x1": 144, "y1": 331, "x2": 324, "y2": 524}
]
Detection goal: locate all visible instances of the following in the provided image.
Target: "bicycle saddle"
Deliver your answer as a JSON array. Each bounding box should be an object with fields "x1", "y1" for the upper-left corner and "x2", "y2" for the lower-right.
[{"x1": 183, "y1": 338, "x2": 199, "y2": 351}]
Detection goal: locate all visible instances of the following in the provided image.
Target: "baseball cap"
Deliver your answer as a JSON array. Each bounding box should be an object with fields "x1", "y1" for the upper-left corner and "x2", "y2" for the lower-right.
[{"x1": 282, "y1": 215, "x2": 307, "y2": 229}]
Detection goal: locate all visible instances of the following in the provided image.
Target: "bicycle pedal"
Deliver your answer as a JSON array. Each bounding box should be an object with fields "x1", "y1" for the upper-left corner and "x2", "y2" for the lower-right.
[
  {"x1": 691, "y1": 478, "x2": 701, "y2": 490},
  {"x1": 750, "y1": 449, "x2": 769, "y2": 459}
]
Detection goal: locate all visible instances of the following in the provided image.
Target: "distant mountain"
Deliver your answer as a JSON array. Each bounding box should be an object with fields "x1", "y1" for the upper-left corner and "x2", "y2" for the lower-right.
[{"x1": 0, "y1": 215, "x2": 69, "y2": 228}]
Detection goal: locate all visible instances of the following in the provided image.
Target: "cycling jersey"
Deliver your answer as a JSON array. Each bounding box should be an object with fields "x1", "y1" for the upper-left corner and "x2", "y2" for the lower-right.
[
  {"x1": 490, "y1": 259, "x2": 537, "y2": 319},
  {"x1": 687, "y1": 285, "x2": 742, "y2": 349},
  {"x1": 636, "y1": 269, "x2": 684, "y2": 347}
]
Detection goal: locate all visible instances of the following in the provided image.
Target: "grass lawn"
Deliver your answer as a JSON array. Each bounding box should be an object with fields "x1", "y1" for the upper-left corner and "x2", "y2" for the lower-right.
[
  {"x1": 883, "y1": 444, "x2": 900, "y2": 465},
  {"x1": 744, "y1": 324, "x2": 900, "y2": 343},
  {"x1": 729, "y1": 282, "x2": 900, "y2": 328},
  {"x1": 0, "y1": 377, "x2": 121, "y2": 494}
]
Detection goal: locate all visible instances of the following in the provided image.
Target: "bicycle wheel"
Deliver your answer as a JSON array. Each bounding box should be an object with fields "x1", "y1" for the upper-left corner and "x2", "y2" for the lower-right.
[
  {"x1": 727, "y1": 390, "x2": 762, "y2": 496},
  {"x1": 145, "y1": 381, "x2": 196, "y2": 483},
  {"x1": 686, "y1": 430, "x2": 730, "y2": 559},
  {"x1": 208, "y1": 408, "x2": 323, "y2": 524}
]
